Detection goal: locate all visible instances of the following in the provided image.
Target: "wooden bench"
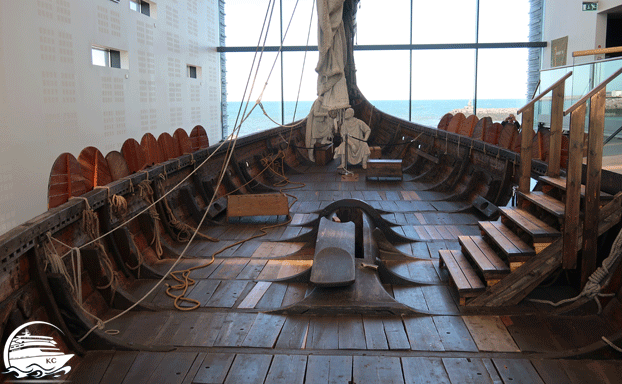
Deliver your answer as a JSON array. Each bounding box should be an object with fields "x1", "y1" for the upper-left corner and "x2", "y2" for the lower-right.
[
  {"x1": 227, "y1": 193, "x2": 289, "y2": 222},
  {"x1": 439, "y1": 249, "x2": 485, "y2": 305},
  {"x1": 366, "y1": 159, "x2": 402, "y2": 180}
]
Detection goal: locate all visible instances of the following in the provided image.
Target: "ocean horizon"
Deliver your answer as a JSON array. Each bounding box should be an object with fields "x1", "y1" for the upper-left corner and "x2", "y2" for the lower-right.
[{"x1": 227, "y1": 99, "x2": 526, "y2": 137}]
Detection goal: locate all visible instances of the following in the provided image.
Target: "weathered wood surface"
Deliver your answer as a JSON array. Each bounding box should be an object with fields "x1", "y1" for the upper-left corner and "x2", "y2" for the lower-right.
[
  {"x1": 227, "y1": 193, "x2": 289, "y2": 218},
  {"x1": 367, "y1": 159, "x2": 403, "y2": 180},
  {"x1": 310, "y1": 217, "x2": 355, "y2": 287}
]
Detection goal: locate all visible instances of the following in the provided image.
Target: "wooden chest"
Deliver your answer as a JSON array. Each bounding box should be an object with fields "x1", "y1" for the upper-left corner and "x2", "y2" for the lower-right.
[
  {"x1": 370, "y1": 146, "x2": 382, "y2": 159},
  {"x1": 314, "y1": 143, "x2": 334, "y2": 166},
  {"x1": 366, "y1": 159, "x2": 403, "y2": 180}
]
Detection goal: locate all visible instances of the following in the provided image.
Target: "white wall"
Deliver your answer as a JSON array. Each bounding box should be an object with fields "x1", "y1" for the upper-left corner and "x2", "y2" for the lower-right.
[
  {"x1": 542, "y1": 0, "x2": 622, "y2": 69},
  {"x1": 0, "y1": 0, "x2": 222, "y2": 234}
]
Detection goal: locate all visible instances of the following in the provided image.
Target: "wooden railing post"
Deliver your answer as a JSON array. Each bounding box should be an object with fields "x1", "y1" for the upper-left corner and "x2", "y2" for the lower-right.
[
  {"x1": 581, "y1": 87, "x2": 607, "y2": 287},
  {"x1": 562, "y1": 104, "x2": 586, "y2": 269},
  {"x1": 547, "y1": 81, "x2": 565, "y2": 177},
  {"x1": 518, "y1": 106, "x2": 534, "y2": 194}
]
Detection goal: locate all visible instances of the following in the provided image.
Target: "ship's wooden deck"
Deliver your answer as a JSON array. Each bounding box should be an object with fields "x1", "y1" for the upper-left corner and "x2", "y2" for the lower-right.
[{"x1": 68, "y1": 164, "x2": 622, "y2": 383}]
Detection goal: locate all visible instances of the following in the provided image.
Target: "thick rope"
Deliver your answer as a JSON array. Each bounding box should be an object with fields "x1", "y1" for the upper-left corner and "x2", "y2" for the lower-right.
[
  {"x1": 94, "y1": 185, "x2": 128, "y2": 217},
  {"x1": 292, "y1": 0, "x2": 317, "y2": 122},
  {"x1": 137, "y1": 180, "x2": 164, "y2": 258}
]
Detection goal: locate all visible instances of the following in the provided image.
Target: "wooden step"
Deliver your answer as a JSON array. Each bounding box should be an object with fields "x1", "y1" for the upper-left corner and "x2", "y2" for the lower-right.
[
  {"x1": 439, "y1": 250, "x2": 485, "y2": 304},
  {"x1": 499, "y1": 207, "x2": 561, "y2": 243},
  {"x1": 539, "y1": 176, "x2": 613, "y2": 201},
  {"x1": 517, "y1": 191, "x2": 565, "y2": 218},
  {"x1": 458, "y1": 236, "x2": 510, "y2": 282},
  {"x1": 479, "y1": 221, "x2": 535, "y2": 262}
]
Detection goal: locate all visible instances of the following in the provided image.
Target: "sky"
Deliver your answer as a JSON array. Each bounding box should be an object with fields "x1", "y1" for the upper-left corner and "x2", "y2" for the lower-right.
[{"x1": 223, "y1": 0, "x2": 531, "y2": 102}]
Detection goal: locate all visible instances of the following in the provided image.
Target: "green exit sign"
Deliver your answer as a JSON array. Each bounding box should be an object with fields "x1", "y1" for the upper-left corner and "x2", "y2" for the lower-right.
[{"x1": 582, "y1": 2, "x2": 598, "y2": 11}]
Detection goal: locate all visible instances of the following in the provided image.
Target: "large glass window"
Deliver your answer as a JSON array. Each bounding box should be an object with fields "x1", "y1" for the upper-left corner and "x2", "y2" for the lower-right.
[{"x1": 222, "y1": 0, "x2": 537, "y2": 137}]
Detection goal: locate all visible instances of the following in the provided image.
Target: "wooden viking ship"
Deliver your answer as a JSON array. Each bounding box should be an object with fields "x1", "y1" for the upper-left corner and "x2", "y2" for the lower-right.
[{"x1": 1, "y1": 0, "x2": 622, "y2": 382}]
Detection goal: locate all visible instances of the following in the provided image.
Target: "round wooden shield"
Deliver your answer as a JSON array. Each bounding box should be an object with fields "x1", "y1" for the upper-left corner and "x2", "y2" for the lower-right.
[
  {"x1": 78, "y1": 146, "x2": 113, "y2": 190},
  {"x1": 446, "y1": 113, "x2": 465, "y2": 134},
  {"x1": 437, "y1": 113, "x2": 453, "y2": 131},
  {"x1": 511, "y1": 132, "x2": 521, "y2": 153},
  {"x1": 121, "y1": 138, "x2": 147, "y2": 174},
  {"x1": 158, "y1": 132, "x2": 179, "y2": 161},
  {"x1": 190, "y1": 125, "x2": 210, "y2": 150},
  {"x1": 458, "y1": 115, "x2": 479, "y2": 137},
  {"x1": 498, "y1": 124, "x2": 519, "y2": 150},
  {"x1": 173, "y1": 128, "x2": 193, "y2": 155},
  {"x1": 471, "y1": 117, "x2": 491, "y2": 141},
  {"x1": 141, "y1": 133, "x2": 164, "y2": 166},
  {"x1": 48, "y1": 153, "x2": 89, "y2": 209},
  {"x1": 484, "y1": 122, "x2": 502, "y2": 145},
  {"x1": 105, "y1": 151, "x2": 131, "y2": 181}
]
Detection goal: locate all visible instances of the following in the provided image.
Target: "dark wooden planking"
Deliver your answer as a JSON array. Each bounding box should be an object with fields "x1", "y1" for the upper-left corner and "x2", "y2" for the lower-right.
[
  {"x1": 363, "y1": 317, "x2": 389, "y2": 350},
  {"x1": 181, "y1": 352, "x2": 207, "y2": 384},
  {"x1": 146, "y1": 351, "x2": 198, "y2": 384},
  {"x1": 121, "y1": 352, "x2": 166, "y2": 384},
  {"x1": 187, "y1": 312, "x2": 228, "y2": 347},
  {"x1": 403, "y1": 316, "x2": 445, "y2": 351},
  {"x1": 241, "y1": 313, "x2": 286, "y2": 348},
  {"x1": 99, "y1": 351, "x2": 139, "y2": 384},
  {"x1": 462, "y1": 316, "x2": 519, "y2": 352},
  {"x1": 276, "y1": 316, "x2": 310, "y2": 349},
  {"x1": 223, "y1": 354, "x2": 272, "y2": 384},
  {"x1": 213, "y1": 312, "x2": 257, "y2": 347},
  {"x1": 192, "y1": 353, "x2": 235, "y2": 384},
  {"x1": 155, "y1": 312, "x2": 198, "y2": 345},
  {"x1": 338, "y1": 315, "x2": 367, "y2": 350},
  {"x1": 530, "y1": 359, "x2": 573, "y2": 384},
  {"x1": 547, "y1": 80, "x2": 565, "y2": 178},
  {"x1": 480, "y1": 221, "x2": 534, "y2": 258},
  {"x1": 141, "y1": 132, "x2": 164, "y2": 166},
  {"x1": 254, "y1": 282, "x2": 288, "y2": 310},
  {"x1": 493, "y1": 359, "x2": 544, "y2": 384},
  {"x1": 442, "y1": 358, "x2": 492, "y2": 384},
  {"x1": 393, "y1": 286, "x2": 429, "y2": 311},
  {"x1": 281, "y1": 283, "x2": 308, "y2": 307},
  {"x1": 264, "y1": 354, "x2": 307, "y2": 384},
  {"x1": 185, "y1": 279, "x2": 221, "y2": 308},
  {"x1": 402, "y1": 357, "x2": 450, "y2": 384},
  {"x1": 305, "y1": 355, "x2": 353, "y2": 384},
  {"x1": 482, "y1": 358, "x2": 504, "y2": 384},
  {"x1": 205, "y1": 280, "x2": 249, "y2": 308},
  {"x1": 353, "y1": 356, "x2": 405, "y2": 384},
  {"x1": 559, "y1": 359, "x2": 622, "y2": 384},
  {"x1": 238, "y1": 281, "x2": 271, "y2": 309},
  {"x1": 519, "y1": 192, "x2": 565, "y2": 217},
  {"x1": 69, "y1": 351, "x2": 114, "y2": 384},
  {"x1": 383, "y1": 317, "x2": 411, "y2": 350},
  {"x1": 433, "y1": 316, "x2": 478, "y2": 352},
  {"x1": 118, "y1": 312, "x2": 171, "y2": 345},
  {"x1": 210, "y1": 258, "x2": 250, "y2": 279},
  {"x1": 306, "y1": 316, "x2": 340, "y2": 350},
  {"x1": 499, "y1": 208, "x2": 560, "y2": 240},
  {"x1": 421, "y1": 284, "x2": 460, "y2": 314},
  {"x1": 236, "y1": 259, "x2": 268, "y2": 280},
  {"x1": 502, "y1": 315, "x2": 562, "y2": 353}
]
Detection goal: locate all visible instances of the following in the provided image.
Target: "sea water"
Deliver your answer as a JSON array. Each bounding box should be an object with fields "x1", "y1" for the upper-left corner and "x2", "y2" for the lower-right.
[{"x1": 226, "y1": 99, "x2": 525, "y2": 137}]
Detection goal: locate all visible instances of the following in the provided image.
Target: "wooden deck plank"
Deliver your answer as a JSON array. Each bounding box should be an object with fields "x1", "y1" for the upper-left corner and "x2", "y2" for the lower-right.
[
  {"x1": 306, "y1": 317, "x2": 339, "y2": 349},
  {"x1": 213, "y1": 312, "x2": 257, "y2": 347},
  {"x1": 236, "y1": 259, "x2": 268, "y2": 279},
  {"x1": 559, "y1": 360, "x2": 622, "y2": 384},
  {"x1": 530, "y1": 359, "x2": 573, "y2": 384},
  {"x1": 438, "y1": 250, "x2": 471, "y2": 291},
  {"x1": 442, "y1": 358, "x2": 492, "y2": 384},
  {"x1": 187, "y1": 312, "x2": 228, "y2": 347},
  {"x1": 433, "y1": 316, "x2": 478, "y2": 352},
  {"x1": 363, "y1": 317, "x2": 389, "y2": 350},
  {"x1": 121, "y1": 352, "x2": 166, "y2": 384},
  {"x1": 257, "y1": 260, "x2": 282, "y2": 279},
  {"x1": 205, "y1": 280, "x2": 249, "y2": 308},
  {"x1": 383, "y1": 317, "x2": 411, "y2": 350},
  {"x1": 519, "y1": 191, "x2": 565, "y2": 217},
  {"x1": 338, "y1": 315, "x2": 367, "y2": 350},
  {"x1": 264, "y1": 355, "x2": 307, "y2": 384},
  {"x1": 146, "y1": 351, "x2": 198, "y2": 384},
  {"x1": 186, "y1": 279, "x2": 221, "y2": 307},
  {"x1": 275, "y1": 316, "x2": 310, "y2": 349},
  {"x1": 353, "y1": 356, "x2": 405, "y2": 384},
  {"x1": 241, "y1": 313, "x2": 286, "y2": 348},
  {"x1": 191, "y1": 353, "x2": 235, "y2": 384},
  {"x1": 479, "y1": 221, "x2": 535, "y2": 257},
  {"x1": 493, "y1": 359, "x2": 544, "y2": 384},
  {"x1": 422, "y1": 285, "x2": 460, "y2": 314},
  {"x1": 406, "y1": 260, "x2": 441, "y2": 284},
  {"x1": 462, "y1": 316, "x2": 520, "y2": 352},
  {"x1": 99, "y1": 351, "x2": 139, "y2": 384},
  {"x1": 70, "y1": 351, "x2": 114, "y2": 384},
  {"x1": 402, "y1": 316, "x2": 444, "y2": 351},
  {"x1": 281, "y1": 283, "x2": 308, "y2": 307},
  {"x1": 223, "y1": 354, "x2": 272, "y2": 384},
  {"x1": 305, "y1": 355, "x2": 353, "y2": 384},
  {"x1": 237, "y1": 281, "x2": 272, "y2": 309},
  {"x1": 500, "y1": 315, "x2": 561, "y2": 353},
  {"x1": 210, "y1": 258, "x2": 249, "y2": 279},
  {"x1": 499, "y1": 207, "x2": 561, "y2": 240},
  {"x1": 402, "y1": 357, "x2": 450, "y2": 384},
  {"x1": 254, "y1": 282, "x2": 288, "y2": 310}
]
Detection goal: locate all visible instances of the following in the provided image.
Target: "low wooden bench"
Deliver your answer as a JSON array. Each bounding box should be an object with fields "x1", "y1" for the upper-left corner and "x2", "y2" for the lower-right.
[
  {"x1": 366, "y1": 159, "x2": 402, "y2": 181},
  {"x1": 227, "y1": 193, "x2": 289, "y2": 222},
  {"x1": 439, "y1": 249, "x2": 485, "y2": 305}
]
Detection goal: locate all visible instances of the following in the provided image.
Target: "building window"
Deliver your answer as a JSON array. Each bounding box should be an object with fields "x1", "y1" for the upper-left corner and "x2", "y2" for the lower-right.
[
  {"x1": 92, "y1": 46, "x2": 128, "y2": 69},
  {"x1": 130, "y1": 0, "x2": 153, "y2": 17},
  {"x1": 187, "y1": 65, "x2": 201, "y2": 79}
]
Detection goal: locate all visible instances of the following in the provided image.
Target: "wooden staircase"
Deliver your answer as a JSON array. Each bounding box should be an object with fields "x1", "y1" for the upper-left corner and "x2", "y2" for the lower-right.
[{"x1": 440, "y1": 67, "x2": 622, "y2": 306}]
